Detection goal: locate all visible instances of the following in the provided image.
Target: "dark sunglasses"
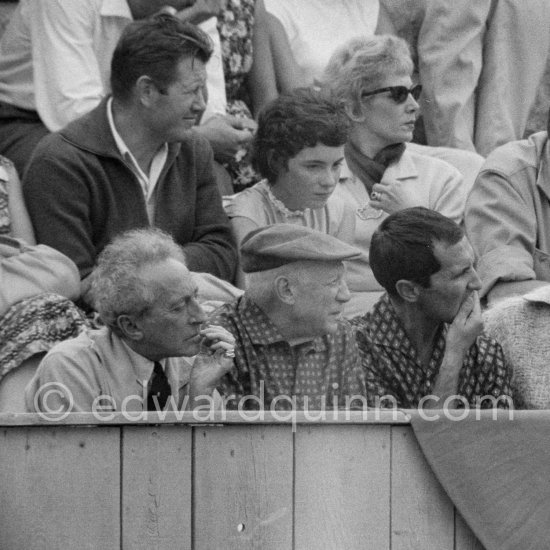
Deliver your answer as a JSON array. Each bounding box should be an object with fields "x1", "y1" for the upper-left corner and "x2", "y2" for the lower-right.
[{"x1": 361, "y1": 84, "x2": 422, "y2": 104}]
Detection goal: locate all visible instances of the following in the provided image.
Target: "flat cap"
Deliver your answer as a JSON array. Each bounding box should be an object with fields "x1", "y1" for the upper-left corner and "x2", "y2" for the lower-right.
[{"x1": 240, "y1": 224, "x2": 363, "y2": 273}]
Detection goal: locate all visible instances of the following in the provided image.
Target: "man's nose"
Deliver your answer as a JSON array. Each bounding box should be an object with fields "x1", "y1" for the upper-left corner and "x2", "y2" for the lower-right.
[
  {"x1": 189, "y1": 297, "x2": 207, "y2": 323},
  {"x1": 336, "y1": 279, "x2": 351, "y2": 303},
  {"x1": 193, "y1": 88, "x2": 207, "y2": 113},
  {"x1": 468, "y1": 269, "x2": 482, "y2": 291}
]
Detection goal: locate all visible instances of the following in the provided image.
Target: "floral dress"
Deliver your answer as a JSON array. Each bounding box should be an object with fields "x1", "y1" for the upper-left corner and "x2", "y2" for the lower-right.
[
  {"x1": 217, "y1": 0, "x2": 261, "y2": 190},
  {"x1": 0, "y1": 157, "x2": 13, "y2": 236},
  {"x1": 0, "y1": 156, "x2": 90, "y2": 380}
]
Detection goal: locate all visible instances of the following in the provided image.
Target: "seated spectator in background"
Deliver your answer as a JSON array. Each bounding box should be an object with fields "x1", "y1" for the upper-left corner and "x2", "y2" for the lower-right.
[
  {"x1": 0, "y1": 154, "x2": 87, "y2": 411},
  {"x1": 320, "y1": 35, "x2": 465, "y2": 316},
  {"x1": 484, "y1": 286, "x2": 550, "y2": 409},
  {"x1": 465, "y1": 115, "x2": 550, "y2": 306},
  {"x1": 210, "y1": 224, "x2": 368, "y2": 410},
  {"x1": 249, "y1": 0, "x2": 394, "y2": 113},
  {"x1": 203, "y1": 0, "x2": 260, "y2": 192},
  {"x1": 0, "y1": 0, "x2": 253, "y2": 178},
  {"x1": 23, "y1": 15, "x2": 237, "y2": 305},
  {"x1": 224, "y1": 87, "x2": 354, "y2": 285},
  {"x1": 353, "y1": 207, "x2": 512, "y2": 410},
  {"x1": 0, "y1": 155, "x2": 34, "y2": 243},
  {"x1": 417, "y1": 0, "x2": 550, "y2": 157},
  {"x1": 250, "y1": 1, "x2": 483, "y2": 189},
  {"x1": 26, "y1": 229, "x2": 235, "y2": 414}
]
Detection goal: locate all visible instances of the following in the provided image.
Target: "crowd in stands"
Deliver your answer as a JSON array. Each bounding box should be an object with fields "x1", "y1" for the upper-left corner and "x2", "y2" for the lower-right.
[{"x1": 0, "y1": 0, "x2": 549, "y2": 414}]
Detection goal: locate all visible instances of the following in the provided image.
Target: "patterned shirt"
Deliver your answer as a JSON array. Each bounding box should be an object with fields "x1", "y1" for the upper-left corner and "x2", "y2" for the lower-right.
[
  {"x1": 352, "y1": 294, "x2": 513, "y2": 409},
  {"x1": 209, "y1": 295, "x2": 367, "y2": 410}
]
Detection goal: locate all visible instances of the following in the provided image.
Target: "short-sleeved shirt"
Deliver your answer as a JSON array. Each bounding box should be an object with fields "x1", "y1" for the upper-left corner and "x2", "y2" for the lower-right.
[
  {"x1": 209, "y1": 295, "x2": 368, "y2": 410},
  {"x1": 224, "y1": 178, "x2": 353, "y2": 243},
  {"x1": 352, "y1": 294, "x2": 513, "y2": 409}
]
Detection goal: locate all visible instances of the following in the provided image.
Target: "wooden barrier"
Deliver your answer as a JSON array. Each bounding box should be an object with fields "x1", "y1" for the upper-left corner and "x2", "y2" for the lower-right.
[{"x1": 0, "y1": 412, "x2": 483, "y2": 550}]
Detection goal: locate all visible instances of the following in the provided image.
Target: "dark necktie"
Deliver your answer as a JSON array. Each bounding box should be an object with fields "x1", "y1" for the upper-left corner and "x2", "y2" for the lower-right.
[{"x1": 147, "y1": 361, "x2": 171, "y2": 411}]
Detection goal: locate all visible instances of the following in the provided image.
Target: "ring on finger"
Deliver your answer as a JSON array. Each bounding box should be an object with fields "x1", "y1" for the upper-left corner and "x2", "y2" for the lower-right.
[
  {"x1": 224, "y1": 349, "x2": 235, "y2": 358},
  {"x1": 370, "y1": 191, "x2": 381, "y2": 201}
]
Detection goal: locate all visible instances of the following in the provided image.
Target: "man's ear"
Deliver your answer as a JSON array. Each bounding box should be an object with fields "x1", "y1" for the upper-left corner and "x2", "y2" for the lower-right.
[
  {"x1": 274, "y1": 275, "x2": 296, "y2": 305},
  {"x1": 117, "y1": 314, "x2": 144, "y2": 342},
  {"x1": 135, "y1": 75, "x2": 159, "y2": 108},
  {"x1": 394, "y1": 279, "x2": 421, "y2": 303}
]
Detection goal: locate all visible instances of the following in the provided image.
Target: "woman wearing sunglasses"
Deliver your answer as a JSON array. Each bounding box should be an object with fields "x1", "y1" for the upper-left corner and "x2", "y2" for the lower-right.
[{"x1": 321, "y1": 34, "x2": 466, "y2": 316}]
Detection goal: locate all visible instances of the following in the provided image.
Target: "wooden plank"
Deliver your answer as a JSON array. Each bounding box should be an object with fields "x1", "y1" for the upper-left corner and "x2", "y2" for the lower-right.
[
  {"x1": 0, "y1": 409, "x2": 412, "y2": 426},
  {"x1": 294, "y1": 424, "x2": 391, "y2": 549},
  {"x1": 121, "y1": 425, "x2": 192, "y2": 550},
  {"x1": 391, "y1": 426, "x2": 454, "y2": 550},
  {"x1": 455, "y1": 509, "x2": 486, "y2": 550},
  {"x1": 0, "y1": 426, "x2": 120, "y2": 549},
  {"x1": 193, "y1": 424, "x2": 293, "y2": 550}
]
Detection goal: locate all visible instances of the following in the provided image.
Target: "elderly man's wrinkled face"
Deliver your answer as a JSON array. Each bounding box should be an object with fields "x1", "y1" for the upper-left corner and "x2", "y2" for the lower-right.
[
  {"x1": 290, "y1": 261, "x2": 351, "y2": 336},
  {"x1": 134, "y1": 258, "x2": 207, "y2": 360}
]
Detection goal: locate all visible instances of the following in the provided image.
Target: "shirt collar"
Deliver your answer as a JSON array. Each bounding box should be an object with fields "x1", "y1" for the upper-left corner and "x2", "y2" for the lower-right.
[
  {"x1": 107, "y1": 96, "x2": 136, "y2": 162},
  {"x1": 265, "y1": 182, "x2": 311, "y2": 219},
  {"x1": 118, "y1": 337, "x2": 157, "y2": 387},
  {"x1": 238, "y1": 295, "x2": 327, "y2": 352},
  {"x1": 106, "y1": 97, "x2": 168, "y2": 196},
  {"x1": 118, "y1": 337, "x2": 192, "y2": 392},
  {"x1": 362, "y1": 293, "x2": 446, "y2": 353}
]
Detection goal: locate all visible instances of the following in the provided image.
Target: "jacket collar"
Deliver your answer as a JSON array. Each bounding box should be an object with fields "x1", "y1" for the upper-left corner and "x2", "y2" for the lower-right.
[
  {"x1": 384, "y1": 146, "x2": 419, "y2": 181},
  {"x1": 59, "y1": 96, "x2": 181, "y2": 166},
  {"x1": 339, "y1": 147, "x2": 418, "y2": 183},
  {"x1": 535, "y1": 132, "x2": 550, "y2": 202}
]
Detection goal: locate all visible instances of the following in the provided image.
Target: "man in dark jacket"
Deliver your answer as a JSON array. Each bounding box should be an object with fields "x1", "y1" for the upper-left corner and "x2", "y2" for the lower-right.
[{"x1": 23, "y1": 14, "x2": 237, "y2": 304}]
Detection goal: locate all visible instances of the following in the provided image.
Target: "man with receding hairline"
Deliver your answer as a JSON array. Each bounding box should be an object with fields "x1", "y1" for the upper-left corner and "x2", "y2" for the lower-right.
[{"x1": 353, "y1": 207, "x2": 512, "y2": 410}]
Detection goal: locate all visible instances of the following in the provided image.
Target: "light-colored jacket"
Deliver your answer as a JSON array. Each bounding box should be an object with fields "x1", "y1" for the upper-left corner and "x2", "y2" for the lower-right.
[{"x1": 465, "y1": 131, "x2": 550, "y2": 297}]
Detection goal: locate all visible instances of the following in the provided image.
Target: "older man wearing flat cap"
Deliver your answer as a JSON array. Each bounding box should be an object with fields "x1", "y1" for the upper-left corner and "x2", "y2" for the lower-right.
[{"x1": 209, "y1": 224, "x2": 369, "y2": 410}]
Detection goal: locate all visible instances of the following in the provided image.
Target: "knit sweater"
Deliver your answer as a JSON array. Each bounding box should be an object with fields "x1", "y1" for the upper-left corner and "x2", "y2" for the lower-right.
[
  {"x1": 23, "y1": 97, "x2": 237, "y2": 282},
  {"x1": 483, "y1": 286, "x2": 550, "y2": 408}
]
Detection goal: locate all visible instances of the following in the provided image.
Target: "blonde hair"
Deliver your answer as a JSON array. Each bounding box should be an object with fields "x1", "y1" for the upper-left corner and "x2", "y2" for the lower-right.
[{"x1": 321, "y1": 34, "x2": 414, "y2": 118}]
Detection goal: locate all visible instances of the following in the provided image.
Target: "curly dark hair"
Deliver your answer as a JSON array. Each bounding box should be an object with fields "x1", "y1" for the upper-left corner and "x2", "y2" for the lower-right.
[
  {"x1": 111, "y1": 13, "x2": 213, "y2": 103},
  {"x1": 251, "y1": 87, "x2": 350, "y2": 183}
]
